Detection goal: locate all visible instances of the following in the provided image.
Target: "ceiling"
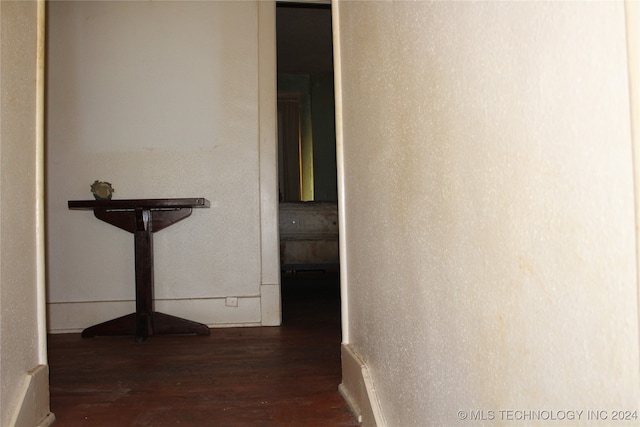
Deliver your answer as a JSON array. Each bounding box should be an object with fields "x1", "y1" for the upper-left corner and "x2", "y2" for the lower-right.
[{"x1": 276, "y1": 4, "x2": 334, "y2": 74}]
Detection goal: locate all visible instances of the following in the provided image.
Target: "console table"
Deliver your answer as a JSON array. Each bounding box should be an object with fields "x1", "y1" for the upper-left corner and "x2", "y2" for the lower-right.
[{"x1": 68, "y1": 198, "x2": 211, "y2": 342}]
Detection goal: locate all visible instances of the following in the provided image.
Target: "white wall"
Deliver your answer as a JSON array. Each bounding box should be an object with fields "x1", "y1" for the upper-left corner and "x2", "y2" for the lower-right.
[
  {"x1": 46, "y1": 1, "x2": 280, "y2": 332},
  {"x1": 335, "y1": 1, "x2": 640, "y2": 426},
  {"x1": 0, "y1": 1, "x2": 53, "y2": 425}
]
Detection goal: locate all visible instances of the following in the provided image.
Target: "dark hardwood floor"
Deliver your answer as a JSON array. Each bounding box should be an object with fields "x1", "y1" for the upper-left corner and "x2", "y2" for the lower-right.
[{"x1": 48, "y1": 271, "x2": 358, "y2": 426}]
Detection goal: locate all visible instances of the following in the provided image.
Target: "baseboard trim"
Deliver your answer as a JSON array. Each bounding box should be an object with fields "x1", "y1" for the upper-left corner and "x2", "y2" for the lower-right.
[
  {"x1": 47, "y1": 296, "x2": 262, "y2": 333},
  {"x1": 10, "y1": 365, "x2": 55, "y2": 427},
  {"x1": 339, "y1": 344, "x2": 386, "y2": 427}
]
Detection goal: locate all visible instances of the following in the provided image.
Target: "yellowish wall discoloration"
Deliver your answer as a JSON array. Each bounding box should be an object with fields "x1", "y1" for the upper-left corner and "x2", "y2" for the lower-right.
[
  {"x1": 335, "y1": 1, "x2": 640, "y2": 425},
  {"x1": 1, "y1": 1, "x2": 51, "y2": 425}
]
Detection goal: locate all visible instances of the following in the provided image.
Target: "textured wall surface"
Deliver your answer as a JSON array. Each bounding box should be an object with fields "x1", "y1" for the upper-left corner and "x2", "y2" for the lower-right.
[
  {"x1": 46, "y1": 1, "x2": 274, "y2": 331},
  {"x1": 335, "y1": 1, "x2": 639, "y2": 425},
  {"x1": 0, "y1": 1, "x2": 43, "y2": 424}
]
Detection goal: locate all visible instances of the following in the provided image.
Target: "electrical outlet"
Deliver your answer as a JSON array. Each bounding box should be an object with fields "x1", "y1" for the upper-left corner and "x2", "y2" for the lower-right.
[{"x1": 225, "y1": 297, "x2": 238, "y2": 307}]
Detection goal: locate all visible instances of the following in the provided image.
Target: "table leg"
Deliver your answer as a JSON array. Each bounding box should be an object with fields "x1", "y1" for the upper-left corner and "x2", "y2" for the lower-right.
[
  {"x1": 80, "y1": 312, "x2": 210, "y2": 340},
  {"x1": 134, "y1": 208, "x2": 154, "y2": 342},
  {"x1": 81, "y1": 313, "x2": 136, "y2": 338},
  {"x1": 153, "y1": 312, "x2": 211, "y2": 336},
  {"x1": 82, "y1": 207, "x2": 210, "y2": 342}
]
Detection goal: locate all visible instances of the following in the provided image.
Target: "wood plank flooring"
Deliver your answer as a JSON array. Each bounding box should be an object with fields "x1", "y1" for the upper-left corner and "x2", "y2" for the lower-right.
[{"x1": 48, "y1": 271, "x2": 358, "y2": 426}]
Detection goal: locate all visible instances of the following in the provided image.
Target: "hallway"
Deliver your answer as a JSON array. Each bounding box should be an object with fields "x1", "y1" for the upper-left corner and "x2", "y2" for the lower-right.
[{"x1": 48, "y1": 272, "x2": 357, "y2": 426}]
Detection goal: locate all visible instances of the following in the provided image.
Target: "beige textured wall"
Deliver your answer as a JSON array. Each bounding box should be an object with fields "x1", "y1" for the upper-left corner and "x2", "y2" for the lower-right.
[
  {"x1": 0, "y1": 0, "x2": 47, "y2": 425},
  {"x1": 46, "y1": 1, "x2": 279, "y2": 331},
  {"x1": 335, "y1": 1, "x2": 639, "y2": 425}
]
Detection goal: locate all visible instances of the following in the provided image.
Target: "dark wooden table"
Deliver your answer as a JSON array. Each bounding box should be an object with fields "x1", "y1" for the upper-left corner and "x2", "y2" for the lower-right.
[{"x1": 68, "y1": 198, "x2": 211, "y2": 342}]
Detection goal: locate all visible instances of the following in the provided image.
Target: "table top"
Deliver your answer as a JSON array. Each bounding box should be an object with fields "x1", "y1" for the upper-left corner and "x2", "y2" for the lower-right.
[{"x1": 68, "y1": 198, "x2": 210, "y2": 210}]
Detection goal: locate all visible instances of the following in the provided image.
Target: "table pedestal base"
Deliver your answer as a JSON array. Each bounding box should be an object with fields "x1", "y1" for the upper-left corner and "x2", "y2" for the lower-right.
[{"x1": 81, "y1": 312, "x2": 210, "y2": 343}]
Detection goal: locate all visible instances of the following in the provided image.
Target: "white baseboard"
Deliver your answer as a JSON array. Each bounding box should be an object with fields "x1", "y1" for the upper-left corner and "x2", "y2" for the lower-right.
[
  {"x1": 9, "y1": 365, "x2": 55, "y2": 427},
  {"x1": 339, "y1": 344, "x2": 386, "y2": 427},
  {"x1": 47, "y1": 296, "x2": 262, "y2": 333}
]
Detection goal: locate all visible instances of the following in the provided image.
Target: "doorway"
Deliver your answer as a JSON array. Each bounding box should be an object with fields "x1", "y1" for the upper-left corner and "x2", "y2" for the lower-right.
[
  {"x1": 276, "y1": 2, "x2": 340, "y2": 322},
  {"x1": 276, "y1": 1, "x2": 339, "y2": 270},
  {"x1": 276, "y1": 2, "x2": 336, "y2": 204}
]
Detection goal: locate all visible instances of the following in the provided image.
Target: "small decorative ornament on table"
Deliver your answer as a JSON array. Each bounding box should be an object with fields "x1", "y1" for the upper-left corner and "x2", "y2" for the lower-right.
[{"x1": 90, "y1": 180, "x2": 114, "y2": 200}]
